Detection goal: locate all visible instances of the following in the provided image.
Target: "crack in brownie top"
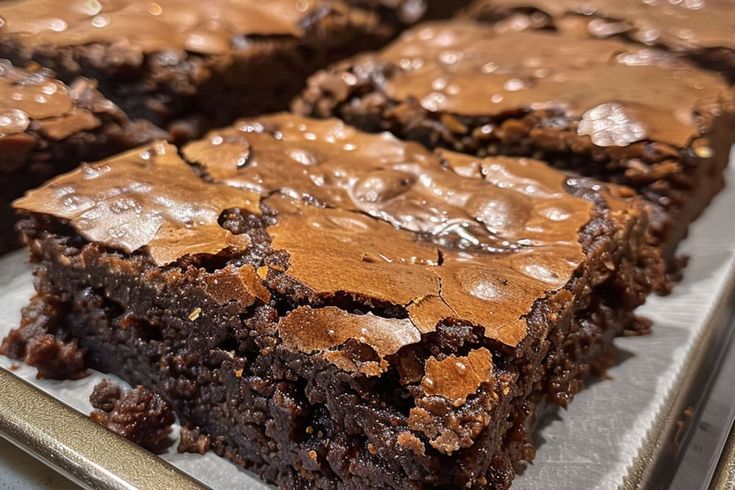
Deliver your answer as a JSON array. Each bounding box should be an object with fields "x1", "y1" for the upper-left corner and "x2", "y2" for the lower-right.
[
  {"x1": 361, "y1": 21, "x2": 730, "y2": 148},
  {"x1": 15, "y1": 114, "x2": 607, "y2": 381},
  {"x1": 466, "y1": 0, "x2": 735, "y2": 52},
  {"x1": 0, "y1": 60, "x2": 108, "y2": 140},
  {"x1": 0, "y1": 0, "x2": 320, "y2": 55},
  {"x1": 184, "y1": 113, "x2": 595, "y2": 346}
]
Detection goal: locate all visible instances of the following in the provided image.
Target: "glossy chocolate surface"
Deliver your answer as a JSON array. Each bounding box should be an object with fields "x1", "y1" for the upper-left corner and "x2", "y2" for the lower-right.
[
  {"x1": 375, "y1": 22, "x2": 730, "y2": 148},
  {"x1": 0, "y1": 60, "x2": 106, "y2": 140},
  {"x1": 0, "y1": 0, "x2": 312, "y2": 55},
  {"x1": 468, "y1": 0, "x2": 735, "y2": 52}
]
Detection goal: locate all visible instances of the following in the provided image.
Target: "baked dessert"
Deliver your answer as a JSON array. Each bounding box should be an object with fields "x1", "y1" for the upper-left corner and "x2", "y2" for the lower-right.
[
  {"x1": 0, "y1": 59, "x2": 164, "y2": 254},
  {"x1": 5, "y1": 114, "x2": 665, "y2": 488},
  {"x1": 0, "y1": 0, "x2": 439, "y2": 141},
  {"x1": 462, "y1": 0, "x2": 735, "y2": 82},
  {"x1": 295, "y1": 21, "x2": 735, "y2": 256}
]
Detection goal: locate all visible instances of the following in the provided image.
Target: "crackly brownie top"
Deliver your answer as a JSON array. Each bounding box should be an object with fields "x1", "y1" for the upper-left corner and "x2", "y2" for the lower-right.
[
  {"x1": 0, "y1": 59, "x2": 111, "y2": 140},
  {"x1": 14, "y1": 140, "x2": 258, "y2": 265},
  {"x1": 15, "y1": 114, "x2": 621, "y2": 394},
  {"x1": 362, "y1": 21, "x2": 731, "y2": 148},
  {"x1": 0, "y1": 0, "x2": 339, "y2": 55},
  {"x1": 466, "y1": 0, "x2": 735, "y2": 53}
]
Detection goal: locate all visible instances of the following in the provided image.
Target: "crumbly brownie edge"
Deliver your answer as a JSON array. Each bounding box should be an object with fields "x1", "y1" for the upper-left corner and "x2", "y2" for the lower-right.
[
  {"x1": 2, "y1": 173, "x2": 663, "y2": 489},
  {"x1": 293, "y1": 59, "x2": 735, "y2": 257}
]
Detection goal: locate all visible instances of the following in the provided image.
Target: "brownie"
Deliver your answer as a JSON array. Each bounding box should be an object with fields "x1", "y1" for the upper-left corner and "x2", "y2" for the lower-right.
[
  {"x1": 5, "y1": 114, "x2": 665, "y2": 488},
  {"x1": 90, "y1": 380, "x2": 175, "y2": 454},
  {"x1": 462, "y1": 0, "x2": 735, "y2": 82},
  {"x1": 0, "y1": 59, "x2": 165, "y2": 255},
  {"x1": 0, "y1": 0, "x2": 440, "y2": 142},
  {"x1": 294, "y1": 21, "x2": 735, "y2": 257}
]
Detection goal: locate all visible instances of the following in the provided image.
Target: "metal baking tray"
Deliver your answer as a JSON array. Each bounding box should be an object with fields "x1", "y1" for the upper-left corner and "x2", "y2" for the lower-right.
[{"x1": 1, "y1": 157, "x2": 735, "y2": 489}]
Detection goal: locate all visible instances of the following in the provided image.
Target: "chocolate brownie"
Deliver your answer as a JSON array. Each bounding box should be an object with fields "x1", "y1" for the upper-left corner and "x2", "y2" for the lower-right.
[
  {"x1": 295, "y1": 21, "x2": 735, "y2": 257},
  {"x1": 462, "y1": 0, "x2": 735, "y2": 82},
  {"x1": 0, "y1": 59, "x2": 165, "y2": 254},
  {"x1": 6, "y1": 114, "x2": 665, "y2": 488},
  {"x1": 0, "y1": 0, "x2": 437, "y2": 142}
]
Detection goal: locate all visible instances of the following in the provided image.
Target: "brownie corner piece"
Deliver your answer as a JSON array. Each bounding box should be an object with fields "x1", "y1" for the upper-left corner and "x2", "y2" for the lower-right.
[
  {"x1": 8, "y1": 114, "x2": 665, "y2": 488},
  {"x1": 0, "y1": 59, "x2": 166, "y2": 254},
  {"x1": 294, "y1": 21, "x2": 735, "y2": 258}
]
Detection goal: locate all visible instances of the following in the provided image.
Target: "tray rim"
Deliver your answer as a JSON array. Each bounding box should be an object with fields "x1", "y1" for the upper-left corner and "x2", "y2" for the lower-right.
[
  {"x1": 0, "y1": 368, "x2": 207, "y2": 490},
  {"x1": 624, "y1": 270, "x2": 735, "y2": 489},
  {"x1": 711, "y1": 419, "x2": 735, "y2": 489}
]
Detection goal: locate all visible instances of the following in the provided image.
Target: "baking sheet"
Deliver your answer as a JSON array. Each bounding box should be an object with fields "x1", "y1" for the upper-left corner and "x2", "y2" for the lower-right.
[{"x1": 1, "y1": 157, "x2": 735, "y2": 489}]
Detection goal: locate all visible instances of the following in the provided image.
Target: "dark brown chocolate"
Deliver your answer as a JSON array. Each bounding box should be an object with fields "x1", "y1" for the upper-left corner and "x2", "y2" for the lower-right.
[
  {"x1": 177, "y1": 426, "x2": 211, "y2": 455},
  {"x1": 90, "y1": 381, "x2": 175, "y2": 454}
]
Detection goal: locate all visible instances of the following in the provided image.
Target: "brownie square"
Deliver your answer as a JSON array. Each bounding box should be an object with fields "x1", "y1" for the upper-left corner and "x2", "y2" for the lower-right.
[
  {"x1": 295, "y1": 21, "x2": 735, "y2": 257},
  {"x1": 0, "y1": 0, "x2": 443, "y2": 141},
  {"x1": 462, "y1": 0, "x2": 735, "y2": 82},
  {"x1": 0, "y1": 59, "x2": 164, "y2": 254},
  {"x1": 5, "y1": 114, "x2": 665, "y2": 488}
]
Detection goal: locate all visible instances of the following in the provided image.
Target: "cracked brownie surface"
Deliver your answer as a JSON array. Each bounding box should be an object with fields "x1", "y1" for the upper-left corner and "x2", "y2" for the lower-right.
[
  {"x1": 0, "y1": 59, "x2": 165, "y2": 254},
  {"x1": 294, "y1": 21, "x2": 735, "y2": 257},
  {"x1": 6, "y1": 114, "x2": 665, "y2": 488}
]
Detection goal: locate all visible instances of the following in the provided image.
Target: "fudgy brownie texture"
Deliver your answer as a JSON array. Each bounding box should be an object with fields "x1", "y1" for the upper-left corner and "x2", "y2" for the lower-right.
[
  {"x1": 90, "y1": 379, "x2": 175, "y2": 454},
  {"x1": 0, "y1": 59, "x2": 165, "y2": 254},
  {"x1": 6, "y1": 114, "x2": 665, "y2": 488},
  {"x1": 462, "y1": 0, "x2": 735, "y2": 82},
  {"x1": 0, "y1": 0, "x2": 437, "y2": 142},
  {"x1": 294, "y1": 21, "x2": 735, "y2": 257}
]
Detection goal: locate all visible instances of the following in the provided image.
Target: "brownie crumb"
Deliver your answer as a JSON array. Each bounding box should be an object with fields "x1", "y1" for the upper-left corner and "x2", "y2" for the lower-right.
[
  {"x1": 90, "y1": 379, "x2": 123, "y2": 412},
  {"x1": 90, "y1": 382, "x2": 175, "y2": 454},
  {"x1": 25, "y1": 334, "x2": 86, "y2": 380},
  {"x1": 0, "y1": 296, "x2": 86, "y2": 380},
  {"x1": 623, "y1": 316, "x2": 654, "y2": 337},
  {"x1": 178, "y1": 426, "x2": 211, "y2": 455}
]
